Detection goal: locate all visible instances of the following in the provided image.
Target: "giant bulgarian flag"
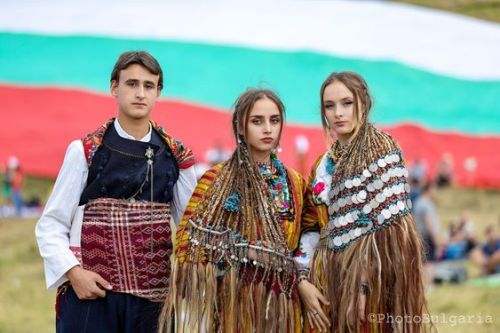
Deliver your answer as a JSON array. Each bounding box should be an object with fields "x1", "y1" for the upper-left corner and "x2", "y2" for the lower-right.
[{"x1": 1, "y1": 0, "x2": 499, "y2": 187}]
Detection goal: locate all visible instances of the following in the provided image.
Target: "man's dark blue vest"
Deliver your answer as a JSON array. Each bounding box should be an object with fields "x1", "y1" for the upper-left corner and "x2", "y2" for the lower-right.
[{"x1": 79, "y1": 123, "x2": 179, "y2": 205}]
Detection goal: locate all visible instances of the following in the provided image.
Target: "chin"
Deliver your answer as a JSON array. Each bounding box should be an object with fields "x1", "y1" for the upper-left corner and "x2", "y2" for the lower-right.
[
  {"x1": 123, "y1": 110, "x2": 151, "y2": 120},
  {"x1": 334, "y1": 127, "x2": 354, "y2": 136},
  {"x1": 250, "y1": 145, "x2": 273, "y2": 155}
]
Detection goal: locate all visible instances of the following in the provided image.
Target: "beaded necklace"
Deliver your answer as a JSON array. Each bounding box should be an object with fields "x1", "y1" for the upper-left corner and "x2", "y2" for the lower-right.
[{"x1": 256, "y1": 152, "x2": 294, "y2": 220}]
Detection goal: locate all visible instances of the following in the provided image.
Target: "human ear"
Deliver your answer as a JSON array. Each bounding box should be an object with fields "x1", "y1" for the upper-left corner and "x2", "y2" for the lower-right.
[{"x1": 110, "y1": 80, "x2": 118, "y2": 97}]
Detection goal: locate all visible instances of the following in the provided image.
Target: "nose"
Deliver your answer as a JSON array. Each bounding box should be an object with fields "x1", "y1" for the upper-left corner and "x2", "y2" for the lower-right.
[
  {"x1": 136, "y1": 85, "x2": 145, "y2": 99},
  {"x1": 263, "y1": 120, "x2": 272, "y2": 133},
  {"x1": 335, "y1": 108, "x2": 344, "y2": 119}
]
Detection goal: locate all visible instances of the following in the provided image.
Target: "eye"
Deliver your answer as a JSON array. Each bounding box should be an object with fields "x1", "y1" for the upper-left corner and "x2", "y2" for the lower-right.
[
  {"x1": 251, "y1": 118, "x2": 261, "y2": 125},
  {"x1": 127, "y1": 81, "x2": 137, "y2": 87},
  {"x1": 145, "y1": 83, "x2": 155, "y2": 89},
  {"x1": 271, "y1": 117, "x2": 281, "y2": 124},
  {"x1": 324, "y1": 102, "x2": 334, "y2": 110},
  {"x1": 343, "y1": 100, "x2": 353, "y2": 106}
]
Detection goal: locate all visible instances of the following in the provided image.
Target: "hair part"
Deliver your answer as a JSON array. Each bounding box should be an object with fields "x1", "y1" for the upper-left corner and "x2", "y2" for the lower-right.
[{"x1": 110, "y1": 51, "x2": 163, "y2": 90}]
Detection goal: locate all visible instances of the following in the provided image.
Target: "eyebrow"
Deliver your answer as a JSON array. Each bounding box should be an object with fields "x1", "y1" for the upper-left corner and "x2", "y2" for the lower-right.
[
  {"x1": 124, "y1": 78, "x2": 156, "y2": 86},
  {"x1": 324, "y1": 97, "x2": 353, "y2": 102},
  {"x1": 249, "y1": 114, "x2": 281, "y2": 118}
]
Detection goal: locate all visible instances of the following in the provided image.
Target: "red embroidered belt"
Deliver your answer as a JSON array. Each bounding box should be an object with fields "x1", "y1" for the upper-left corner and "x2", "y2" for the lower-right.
[{"x1": 80, "y1": 198, "x2": 172, "y2": 302}]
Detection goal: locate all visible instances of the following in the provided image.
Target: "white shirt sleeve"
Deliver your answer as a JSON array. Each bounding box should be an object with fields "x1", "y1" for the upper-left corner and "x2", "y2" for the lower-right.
[
  {"x1": 171, "y1": 165, "x2": 197, "y2": 224},
  {"x1": 294, "y1": 231, "x2": 320, "y2": 271},
  {"x1": 35, "y1": 140, "x2": 88, "y2": 289}
]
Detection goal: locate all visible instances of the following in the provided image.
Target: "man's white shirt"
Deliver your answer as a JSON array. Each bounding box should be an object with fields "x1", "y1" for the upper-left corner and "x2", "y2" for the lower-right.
[{"x1": 35, "y1": 119, "x2": 197, "y2": 289}]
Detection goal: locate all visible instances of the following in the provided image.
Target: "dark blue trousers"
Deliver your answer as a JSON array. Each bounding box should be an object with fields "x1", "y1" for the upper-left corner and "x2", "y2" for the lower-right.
[{"x1": 56, "y1": 285, "x2": 162, "y2": 333}]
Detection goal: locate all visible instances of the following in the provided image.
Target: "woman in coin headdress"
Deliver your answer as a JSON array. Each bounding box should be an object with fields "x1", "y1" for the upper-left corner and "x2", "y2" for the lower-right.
[
  {"x1": 295, "y1": 72, "x2": 431, "y2": 333},
  {"x1": 159, "y1": 88, "x2": 305, "y2": 332}
]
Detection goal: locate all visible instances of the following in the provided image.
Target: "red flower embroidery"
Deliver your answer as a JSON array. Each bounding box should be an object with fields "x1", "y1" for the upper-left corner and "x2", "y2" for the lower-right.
[{"x1": 313, "y1": 182, "x2": 325, "y2": 195}]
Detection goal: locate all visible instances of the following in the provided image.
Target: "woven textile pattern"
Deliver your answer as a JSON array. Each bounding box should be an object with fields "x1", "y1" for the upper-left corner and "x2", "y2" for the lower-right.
[{"x1": 81, "y1": 198, "x2": 172, "y2": 302}]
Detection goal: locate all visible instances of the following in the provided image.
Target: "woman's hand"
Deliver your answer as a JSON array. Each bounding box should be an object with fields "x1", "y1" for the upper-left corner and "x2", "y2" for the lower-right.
[
  {"x1": 348, "y1": 283, "x2": 367, "y2": 327},
  {"x1": 358, "y1": 292, "x2": 366, "y2": 322},
  {"x1": 298, "y1": 279, "x2": 331, "y2": 332}
]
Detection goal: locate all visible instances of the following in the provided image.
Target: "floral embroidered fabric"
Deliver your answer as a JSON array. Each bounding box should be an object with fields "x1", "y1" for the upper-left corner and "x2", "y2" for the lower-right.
[{"x1": 311, "y1": 152, "x2": 335, "y2": 206}]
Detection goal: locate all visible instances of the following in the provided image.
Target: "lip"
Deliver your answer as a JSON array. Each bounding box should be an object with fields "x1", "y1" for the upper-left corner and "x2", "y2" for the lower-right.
[
  {"x1": 334, "y1": 121, "x2": 347, "y2": 126},
  {"x1": 132, "y1": 102, "x2": 147, "y2": 107},
  {"x1": 261, "y1": 137, "x2": 274, "y2": 144}
]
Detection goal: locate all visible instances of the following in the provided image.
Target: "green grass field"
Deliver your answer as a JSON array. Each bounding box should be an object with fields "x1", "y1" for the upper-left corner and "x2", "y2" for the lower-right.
[
  {"x1": 0, "y1": 218, "x2": 55, "y2": 333},
  {"x1": 394, "y1": 0, "x2": 500, "y2": 23},
  {"x1": 1, "y1": 183, "x2": 499, "y2": 332}
]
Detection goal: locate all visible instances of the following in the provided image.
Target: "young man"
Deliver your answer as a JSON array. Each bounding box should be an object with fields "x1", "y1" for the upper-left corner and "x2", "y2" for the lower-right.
[{"x1": 36, "y1": 51, "x2": 197, "y2": 332}]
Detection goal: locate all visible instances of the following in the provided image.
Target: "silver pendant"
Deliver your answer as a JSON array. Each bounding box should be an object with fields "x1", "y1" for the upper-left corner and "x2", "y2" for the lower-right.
[{"x1": 145, "y1": 147, "x2": 154, "y2": 159}]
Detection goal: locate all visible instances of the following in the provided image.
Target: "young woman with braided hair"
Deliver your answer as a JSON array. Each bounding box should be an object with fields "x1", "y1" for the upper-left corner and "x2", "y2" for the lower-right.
[
  {"x1": 159, "y1": 88, "x2": 305, "y2": 332},
  {"x1": 295, "y1": 72, "x2": 432, "y2": 333}
]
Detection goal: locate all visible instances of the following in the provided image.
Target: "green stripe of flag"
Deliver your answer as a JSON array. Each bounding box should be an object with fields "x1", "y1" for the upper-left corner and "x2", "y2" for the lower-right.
[{"x1": 1, "y1": 32, "x2": 499, "y2": 134}]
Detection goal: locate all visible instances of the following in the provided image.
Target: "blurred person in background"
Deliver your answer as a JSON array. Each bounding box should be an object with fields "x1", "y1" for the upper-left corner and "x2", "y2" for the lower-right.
[
  {"x1": 470, "y1": 224, "x2": 500, "y2": 275},
  {"x1": 410, "y1": 157, "x2": 428, "y2": 186},
  {"x1": 1, "y1": 162, "x2": 11, "y2": 205},
  {"x1": 413, "y1": 181, "x2": 441, "y2": 288},
  {"x1": 435, "y1": 153, "x2": 454, "y2": 188},
  {"x1": 194, "y1": 139, "x2": 233, "y2": 180},
  {"x1": 441, "y1": 213, "x2": 477, "y2": 261},
  {"x1": 204, "y1": 138, "x2": 232, "y2": 167},
  {"x1": 7, "y1": 156, "x2": 24, "y2": 216},
  {"x1": 409, "y1": 157, "x2": 428, "y2": 205}
]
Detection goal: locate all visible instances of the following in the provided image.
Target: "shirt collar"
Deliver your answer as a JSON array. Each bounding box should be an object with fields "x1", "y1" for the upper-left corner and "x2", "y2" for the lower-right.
[{"x1": 114, "y1": 119, "x2": 152, "y2": 142}]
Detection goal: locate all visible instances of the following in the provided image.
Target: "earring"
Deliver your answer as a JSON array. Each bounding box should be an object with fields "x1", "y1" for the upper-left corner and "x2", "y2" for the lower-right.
[{"x1": 274, "y1": 142, "x2": 282, "y2": 153}]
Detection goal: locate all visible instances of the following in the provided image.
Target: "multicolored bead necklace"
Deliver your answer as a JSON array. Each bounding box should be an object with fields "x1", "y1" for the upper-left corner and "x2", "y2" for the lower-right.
[{"x1": 256, "y1": 152, "x2": 294, "y2": 220}]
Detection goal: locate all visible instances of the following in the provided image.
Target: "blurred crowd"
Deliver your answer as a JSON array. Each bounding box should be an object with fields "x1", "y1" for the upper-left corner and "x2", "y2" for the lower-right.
[{"x1": 409, "y1": 154, "x2": 500, "y2": 290}]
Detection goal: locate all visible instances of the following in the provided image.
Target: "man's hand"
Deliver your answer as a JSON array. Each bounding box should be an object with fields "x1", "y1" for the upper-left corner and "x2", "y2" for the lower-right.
[{"x1": 66, "y1": 266, "x2": 112, "y2": 300}]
